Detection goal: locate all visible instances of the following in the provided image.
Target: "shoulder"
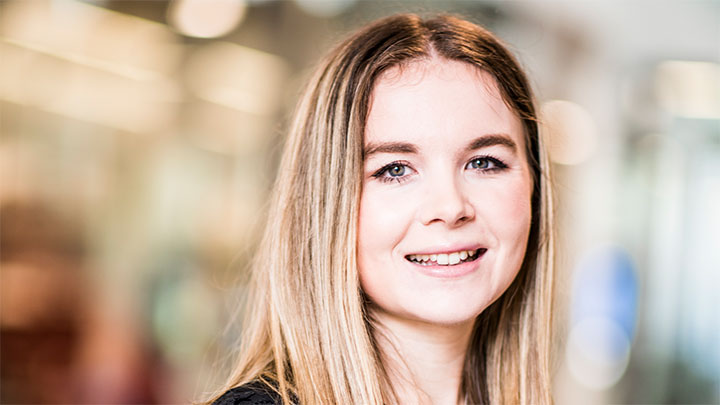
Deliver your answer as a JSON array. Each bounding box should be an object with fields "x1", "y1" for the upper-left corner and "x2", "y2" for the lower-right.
[{"x1": 211, "y1": 381, "x2": 283, "y2": 405}]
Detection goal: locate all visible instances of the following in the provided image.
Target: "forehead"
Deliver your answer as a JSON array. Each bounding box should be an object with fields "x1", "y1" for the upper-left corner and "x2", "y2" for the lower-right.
[{"x1": 365, "y1": 59, "x2": 525, "y2": 151}]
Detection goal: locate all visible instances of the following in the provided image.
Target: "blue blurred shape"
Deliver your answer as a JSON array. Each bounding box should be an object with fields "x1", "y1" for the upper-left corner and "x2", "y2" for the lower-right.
[
  {"x1": 572, "y1": 245, "x2": 638, "y2": 340},
  {"x1": 566, "y1": 245, "x2": 639, "y2": 389}
]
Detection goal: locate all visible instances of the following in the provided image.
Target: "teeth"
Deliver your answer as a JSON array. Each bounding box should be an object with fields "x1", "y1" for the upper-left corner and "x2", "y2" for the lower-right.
[
  {"x1": 407, "y1": 249, "x2": 480, "y2": 266},
  {"x1": 448, "y1": 252, "x2": 460, "y2": 265},
  {"x1": 437, "y1": 254, "x2": 449, "y2": 265}
]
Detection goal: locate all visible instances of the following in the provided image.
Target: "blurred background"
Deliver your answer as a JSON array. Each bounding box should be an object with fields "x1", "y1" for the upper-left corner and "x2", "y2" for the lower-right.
[{"x1": 1, "y1": 0, "x2": 718, "y2": 403}]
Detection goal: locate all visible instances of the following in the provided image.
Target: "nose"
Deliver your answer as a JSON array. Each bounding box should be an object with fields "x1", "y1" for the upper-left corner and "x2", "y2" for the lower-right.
[{"x1": 418, "y1": 175, "x2": 475, "y2": 227}]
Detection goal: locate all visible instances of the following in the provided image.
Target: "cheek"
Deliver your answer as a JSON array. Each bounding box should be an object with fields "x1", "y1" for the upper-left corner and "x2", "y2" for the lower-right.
[
  {"x1": 356, "y1": 188, "x2": 414, "y2": 294},
  {"x1": 357, "y1": 191, "x2": 396, "y2": 268},
  {"x1": 474, "y1": 178, "x2": 533, "y2": 304},
  {"x1": 357, "y1": 187, "x2": 414, "y2": 252},
  {"x1": 502, "y1": 185, "x2": 533, "y2": 237},
  {"x1": 478, "y1": 177, "x2": 533, "y2": 251}
]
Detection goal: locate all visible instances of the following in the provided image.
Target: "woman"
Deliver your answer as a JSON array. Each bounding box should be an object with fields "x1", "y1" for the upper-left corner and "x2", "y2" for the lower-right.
[{"x1": 210, "y1": 13, "x2": 555, "y2": 405}]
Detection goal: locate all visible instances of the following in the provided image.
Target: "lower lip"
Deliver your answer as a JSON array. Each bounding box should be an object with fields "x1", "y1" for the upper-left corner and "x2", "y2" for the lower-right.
[{"x1": 406, "y1": 250, "x2": 486, "y2": 279}]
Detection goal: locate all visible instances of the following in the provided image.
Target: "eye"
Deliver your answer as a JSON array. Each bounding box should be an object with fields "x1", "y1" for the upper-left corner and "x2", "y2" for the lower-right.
[
  {"x1": 466, "y1": 156, "x2": 507, "y2": 172},
  {"x1": 388, "y1": 164, "x2": 406, "y2": 177},
  {"x1": 372, "y1": 161, "x2": 415, "y2": 183}
]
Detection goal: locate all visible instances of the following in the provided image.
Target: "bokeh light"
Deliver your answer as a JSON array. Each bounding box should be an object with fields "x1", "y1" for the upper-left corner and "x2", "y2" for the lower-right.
[
  {"x1": 167, "y1": 0, "x2": 247, "y2": 39},
  {"x1": 541, "y1": 99, "x2": 597, "y2": 165},
  {"x1": 566, "y1": 246, "x2": 638, "y2": 390}
]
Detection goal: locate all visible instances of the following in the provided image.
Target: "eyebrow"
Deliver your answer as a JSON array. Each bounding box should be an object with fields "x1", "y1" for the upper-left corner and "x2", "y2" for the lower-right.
[
  {"x1": 363, "y1": 142, "x2": 418, "y2": 158},
  {"x1": 363, "y1": 133, "x2": 517, "y2": 158},
  {"x1": 466, "y1": 134, "x2": 517, "y2": 152}
]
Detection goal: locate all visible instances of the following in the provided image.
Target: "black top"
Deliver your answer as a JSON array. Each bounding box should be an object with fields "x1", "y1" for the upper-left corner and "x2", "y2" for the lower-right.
[{"x1": 212, "y1": 381, "x2": 283, "y2": 405}]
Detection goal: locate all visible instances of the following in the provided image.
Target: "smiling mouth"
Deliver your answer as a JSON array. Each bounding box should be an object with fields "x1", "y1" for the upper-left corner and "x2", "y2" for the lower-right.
[{"x1": 405, "y1": 248, "x2": 486, "y2": 266}]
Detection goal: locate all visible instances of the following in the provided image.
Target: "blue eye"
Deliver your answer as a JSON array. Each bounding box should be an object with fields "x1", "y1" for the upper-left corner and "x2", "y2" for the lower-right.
[
  {"x1": 469, "y1": 158, "x2": 490, "y2": 169},
  {"x1": 387, "y1": 164, "x2": 406, "y2": 177},
  {"x1": 466, "y1": 156, "x2": 507, "y2": 172},
  {"x1": 372, "y1": 161, "x2": 414, "y2": 183}
]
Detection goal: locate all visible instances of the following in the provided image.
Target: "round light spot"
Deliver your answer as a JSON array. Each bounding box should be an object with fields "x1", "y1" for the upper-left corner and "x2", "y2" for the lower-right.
[
  {"x1": 167, "y1": 0, "x2": 246, "y2": 39},
  {"x1": 541, "y1": 100, "x2": 597, "y2": 165},
  {"x1": 566, "y1": 317, "x2": 632, "y2": 390}
]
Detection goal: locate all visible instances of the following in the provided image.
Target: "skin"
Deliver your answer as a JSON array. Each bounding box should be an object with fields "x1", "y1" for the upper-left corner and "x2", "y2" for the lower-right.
[{"x1": 357, "y1": 58, "x2": 533, "y2": 404}]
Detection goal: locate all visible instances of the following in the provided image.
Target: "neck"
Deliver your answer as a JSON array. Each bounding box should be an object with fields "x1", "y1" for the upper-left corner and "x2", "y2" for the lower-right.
[{"x1": 371, "y1": 310, "x2": 474, "y2": 405}]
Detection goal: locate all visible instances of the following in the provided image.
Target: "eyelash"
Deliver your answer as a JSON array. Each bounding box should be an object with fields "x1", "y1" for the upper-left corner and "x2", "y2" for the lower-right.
[
  {"x1": 371, "y1": 155, "x2": 508, "y2": 184},
  {"x1": 465, "y1": 155, "x2": 508, "y2": 172},
  {"x1": 372, "y1": 160, "x2": 414, "y2": 184}
]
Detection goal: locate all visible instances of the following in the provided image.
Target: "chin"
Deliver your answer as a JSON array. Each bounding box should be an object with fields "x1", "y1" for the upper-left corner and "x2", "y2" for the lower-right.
[{"x1": 403, "y1": 299, "x2": 490, "y2": 327}]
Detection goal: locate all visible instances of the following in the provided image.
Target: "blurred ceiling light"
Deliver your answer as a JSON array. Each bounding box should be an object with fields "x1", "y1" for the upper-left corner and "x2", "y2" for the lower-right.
[
  {"x1": 0, "y1": 1, "x2": 181, "y2": 134},
  {"x1": 3, "y1": 37, "x2": 160, "y2": 82},
  {"x1": 0, "y1": 42, "x2": 180, "y2": 134},
  {"x1": 184, "y1": 41, "x2": 288, "y2": 115},
  {"x1": 295, "y1": 0, "x2": 356, "y2": 17},
  {"x1": 655, "y1": 60, "x2": 720, "y2": 119},
  {"x1": 541, "y1": 100, "x2": 597, "y2": 165},
  {"x1": 167, "y1": 0, "x2": 247, "y2": 38},
  {"x1": 0, "y1": 0, "x2": 180, "y2": 79}
]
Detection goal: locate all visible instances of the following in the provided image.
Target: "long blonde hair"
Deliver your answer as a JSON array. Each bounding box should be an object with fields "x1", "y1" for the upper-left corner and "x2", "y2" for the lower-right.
[{"x1": 213, "y1": 13, "x2": 554, "y2": 405}]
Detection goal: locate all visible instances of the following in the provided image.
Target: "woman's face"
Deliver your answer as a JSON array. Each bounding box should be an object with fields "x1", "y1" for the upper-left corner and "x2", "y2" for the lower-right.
[{"x1": 358, "y1": 59, "x2": 533, "y2": 326}]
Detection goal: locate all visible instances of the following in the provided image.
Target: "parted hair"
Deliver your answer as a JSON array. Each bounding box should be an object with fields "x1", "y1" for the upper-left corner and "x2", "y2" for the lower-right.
[{"x1": 211, "y1": 13, "x2": 554, "y2": 405}]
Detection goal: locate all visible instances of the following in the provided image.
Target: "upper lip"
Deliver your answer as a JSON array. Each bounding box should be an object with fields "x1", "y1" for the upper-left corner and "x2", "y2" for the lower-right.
[{"x1": 404, "y1": 244, "x2": 485, "y2": 256}]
